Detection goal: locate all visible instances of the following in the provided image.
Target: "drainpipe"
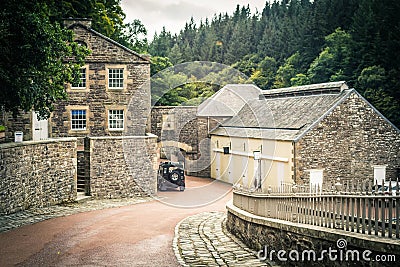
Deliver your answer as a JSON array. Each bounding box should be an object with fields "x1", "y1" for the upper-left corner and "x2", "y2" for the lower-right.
[{"x1": 293, "y1": 141, "x2": 296, "y2": 183}]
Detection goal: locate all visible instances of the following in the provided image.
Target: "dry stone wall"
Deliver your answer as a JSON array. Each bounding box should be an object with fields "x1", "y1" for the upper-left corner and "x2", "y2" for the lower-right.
[{"x1": 0, "y1": 138, "x2": 77, "y2": 215}]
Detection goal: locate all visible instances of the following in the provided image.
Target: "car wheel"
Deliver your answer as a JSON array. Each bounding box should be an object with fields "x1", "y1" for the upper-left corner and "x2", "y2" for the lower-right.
[
  {"x1": 170, "y1": 170, "x2": 181, "y2": 182},
  {"x1": 179, "y1": 186, "x2": 185, "y2": 191}
]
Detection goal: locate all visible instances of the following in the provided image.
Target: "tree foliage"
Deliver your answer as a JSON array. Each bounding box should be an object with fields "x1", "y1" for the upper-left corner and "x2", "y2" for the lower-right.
[
  {"x1": 148, "y1": 0, "x2": 400, "y2": 127},
  {"x1": 0, "y1": 0, "x2": 89, "y2": 118}
]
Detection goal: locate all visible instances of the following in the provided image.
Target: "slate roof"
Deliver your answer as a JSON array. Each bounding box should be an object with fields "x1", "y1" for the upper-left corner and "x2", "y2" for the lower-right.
[
  {"x1": 197, "y1": 84, "x2": 261, "y2": 117},
  {"x1": 211, "y1": 82, "x2": 353, "y2": 141}
]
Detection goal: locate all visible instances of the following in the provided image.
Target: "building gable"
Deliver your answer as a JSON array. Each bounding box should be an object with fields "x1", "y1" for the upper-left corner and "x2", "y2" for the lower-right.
[
  {"x1": 295, "y1": 90, "x2": 400, "y2": 185},
  {"x1": 67, "y1": 22, "x2": 149, "y2": 64}
]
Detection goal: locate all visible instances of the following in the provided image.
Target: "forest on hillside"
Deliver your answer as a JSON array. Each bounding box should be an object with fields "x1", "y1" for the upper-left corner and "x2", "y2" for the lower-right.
[
  {"x1": 147, "y1": 0, "x2": 400, "y2": 127},
  {"x1": 1, "y1": 0, "x2": 399, "y2": 127}
]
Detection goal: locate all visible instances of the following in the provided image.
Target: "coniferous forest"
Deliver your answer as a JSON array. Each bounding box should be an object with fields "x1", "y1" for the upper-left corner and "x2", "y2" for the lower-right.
[
  {"x1": 147, "y1": 0, "x2": 400, "y2": 127},
  {"x1": 0, "y1": 0, "x2": 399, "y2": 127}
]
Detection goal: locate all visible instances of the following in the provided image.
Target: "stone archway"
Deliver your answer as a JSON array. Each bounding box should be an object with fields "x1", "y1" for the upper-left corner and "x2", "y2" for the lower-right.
[{"x1": 158, "y1": 140, "x2": 193, "y2": 152}]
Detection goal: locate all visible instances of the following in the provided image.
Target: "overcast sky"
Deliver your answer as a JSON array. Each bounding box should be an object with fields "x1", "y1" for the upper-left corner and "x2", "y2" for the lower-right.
[{"x1": 121, "y1": 0, "x2": 267, "y2": 40}]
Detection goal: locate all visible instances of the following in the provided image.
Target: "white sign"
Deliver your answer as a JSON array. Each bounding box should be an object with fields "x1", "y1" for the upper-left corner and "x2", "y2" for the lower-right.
[{"x1": 14, "y1": 131, "x2": 23, "y2": 142}]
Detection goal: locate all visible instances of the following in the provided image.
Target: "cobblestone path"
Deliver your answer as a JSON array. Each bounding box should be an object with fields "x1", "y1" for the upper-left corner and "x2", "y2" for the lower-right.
[
  {"x1": 173, "y1": 211, "x2": 270, "y2": 267},
  {"x1": 0, "y1": 196, "x2": 151, "y2": 233}
]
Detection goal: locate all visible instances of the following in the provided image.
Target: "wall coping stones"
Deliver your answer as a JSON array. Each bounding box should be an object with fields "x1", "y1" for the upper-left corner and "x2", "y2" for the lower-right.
[
  {"x1": 0, "y1": 137, "x2": 77, "y2": 149},
  {"x1": 87, "y1": 133, "x2": 157, "y2": 140},
  {"x1": 226, "y1": 201, "x2": 400, "y2": 256},
  {"x1": 151, "y1": 106, "x2": 198, "y2": 109}
]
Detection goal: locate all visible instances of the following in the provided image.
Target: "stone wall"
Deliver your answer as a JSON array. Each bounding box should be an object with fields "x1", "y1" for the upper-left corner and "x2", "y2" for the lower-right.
[
  {"x1": 0, "y1": 138, "x2": 77, "y2": 215},
  {"x1": 86, "y1": 134, "x2": 157, "y2": 198},
  {"x1": 227, "y1": 202, "x2": 400, "y2": 267},
  {"x1": 295, "y1": 92, "x2": 400, "y2": 186},
  {"x1": 2, "y1": 111, "x2": 32, "y2": 143},
  {"x1": 150, "y1": 106, "x2": 213, "y2": 177}
]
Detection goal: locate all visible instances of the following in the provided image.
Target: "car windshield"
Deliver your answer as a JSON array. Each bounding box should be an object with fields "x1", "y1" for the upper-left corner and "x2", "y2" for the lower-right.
[{"x1": 377, "y1": 186, "x2": 388, "y2": 192}]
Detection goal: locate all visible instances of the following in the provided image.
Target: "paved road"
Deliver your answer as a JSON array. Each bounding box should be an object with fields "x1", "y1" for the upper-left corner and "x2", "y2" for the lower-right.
[{"x1": 0, "y1": 176, "x2": 233, "y2": 266}]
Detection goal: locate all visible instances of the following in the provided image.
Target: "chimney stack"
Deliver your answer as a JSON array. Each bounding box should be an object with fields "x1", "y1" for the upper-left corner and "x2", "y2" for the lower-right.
[{"x1": 63, "y1": 18, "x2": 92, "y2": 28}]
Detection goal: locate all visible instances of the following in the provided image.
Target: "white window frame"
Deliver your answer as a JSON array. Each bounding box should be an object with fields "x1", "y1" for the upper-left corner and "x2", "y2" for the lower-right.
[
  {"x1": 108, "y1": 68, "x2": 124, "y2": 89},
  {"x1": 108, "y1": 109, "x2": 124, "y2": 130},
  {"x1": 71, "y1": 67, "x2": 87, "y2": 89},
  {"x1": 71, "y1": 109, "x2": 87, "y2": 131}
]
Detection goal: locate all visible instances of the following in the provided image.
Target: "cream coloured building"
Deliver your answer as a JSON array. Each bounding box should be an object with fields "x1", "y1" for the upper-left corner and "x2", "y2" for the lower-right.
[{"x1": 209, "y1": 81, "x2": 400, "y2": 191}]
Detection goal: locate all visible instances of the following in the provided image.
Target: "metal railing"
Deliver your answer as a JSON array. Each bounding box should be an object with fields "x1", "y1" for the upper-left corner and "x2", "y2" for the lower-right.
[{"x1": 233, "y1": 179, "x2": 400, "y2": 239}]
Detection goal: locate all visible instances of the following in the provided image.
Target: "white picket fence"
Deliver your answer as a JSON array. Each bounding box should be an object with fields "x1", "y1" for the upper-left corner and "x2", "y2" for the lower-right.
[{"x1": 233, "y1": 179, "x2": 400, "y2": 239}]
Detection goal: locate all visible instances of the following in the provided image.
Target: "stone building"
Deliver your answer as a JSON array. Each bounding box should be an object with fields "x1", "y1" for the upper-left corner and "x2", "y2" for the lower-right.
[
  {"x1": 2, "y1": 18, "x2": 151, "y2": 144},
  {"x1": 210, "y1": 81, "x2": 400, "y2": 190},
  {"x1": 1, "y1": 19, "x2": 157, "y2": 199}
]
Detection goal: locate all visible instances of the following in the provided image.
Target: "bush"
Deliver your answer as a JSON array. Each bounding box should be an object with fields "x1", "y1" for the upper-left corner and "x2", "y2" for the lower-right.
[{"x1": 0, "y1": 125, "x2": 5, "y2": 132}]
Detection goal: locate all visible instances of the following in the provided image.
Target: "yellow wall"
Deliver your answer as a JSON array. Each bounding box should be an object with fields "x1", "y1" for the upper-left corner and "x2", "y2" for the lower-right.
[{"x1": 210, "y1": 135, "x2": 294, "y2": 191}]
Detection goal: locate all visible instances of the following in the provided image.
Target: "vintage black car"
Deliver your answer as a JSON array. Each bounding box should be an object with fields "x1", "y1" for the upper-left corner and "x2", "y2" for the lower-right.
[{"x1": 157, "y1": 161, "x2": 185, "y2": 191}]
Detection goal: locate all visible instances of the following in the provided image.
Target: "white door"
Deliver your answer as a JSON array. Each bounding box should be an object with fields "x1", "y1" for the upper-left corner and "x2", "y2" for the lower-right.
[
  {"x1": 242, "y1": 156, "x2": 248, "y2": 187},
  {"x1": 228, "y1": 155, "x2": 233, "y2": 184},
  {"x1": 32, "y1": 111, "x2": 48, "y2": 141}
]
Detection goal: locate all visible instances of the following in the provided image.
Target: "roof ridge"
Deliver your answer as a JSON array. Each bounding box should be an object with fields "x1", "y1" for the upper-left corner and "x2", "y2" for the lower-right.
[
  {"x1": 67, "y1": 22, "x2": 149, "y2": 62},
  {"x1": 261, "y1": 81, "x2": 348, "y2": 99}
]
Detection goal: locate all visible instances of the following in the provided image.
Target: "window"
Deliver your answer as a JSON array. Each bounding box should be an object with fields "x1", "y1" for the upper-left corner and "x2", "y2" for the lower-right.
[
  {"x1": 72, "y1": 68, "x2": 86, "y2": 88},
  {"x1": 71, "y1": 110, "x2": 87, "y2": 130},
  {"x1": 108, "y1": 68, "x2": 124, "y2": 89},
  {"x1": 373, "y1": 165, "x2": 387, "y2": 184},
  {"x1": 108, "y1": 110, "x2": 124, "y2": 130}
]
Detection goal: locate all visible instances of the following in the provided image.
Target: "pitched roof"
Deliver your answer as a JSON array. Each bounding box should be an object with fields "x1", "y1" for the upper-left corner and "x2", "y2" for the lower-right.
[
  {"x1": 197, "y1": 84, "x2": 261, "y2": 117},
  {"x1": 66, "y1": 20, "x2": 149, "y2": 62},
  {"x1": 211, "y1": 82, "x2": 353, "y2": 141},
  {"x1": 262, "y1": 81, "x2": 348, "y2": 98}
]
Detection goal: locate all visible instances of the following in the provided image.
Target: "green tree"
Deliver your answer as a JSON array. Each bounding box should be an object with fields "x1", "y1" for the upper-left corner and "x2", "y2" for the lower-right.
[
  {"x1": 169, "y1": 44, "x2": 184, "y2": 65},
  {"x1": 273, "y1": 52, "x2": 302, "y2": 88},
  {"x1": 150, "y1": 56, "x2": 173, "y2": 76},
  {"x1": 358, "y1": 66, "x2": 400, "y2": 127},
  {"x1": 48, "y1": 0, "x2": 126, "y2": 40},
  {"x1": 117, "y1": 19, "x2": 148, "y2": 53},
  {"x1": 0, "y1": 0, "x2": 89, "y2": 118},
  {"x1": 250, "y1": 56, "x2": 277, "y2": 89},
  {"x1": 307, "y1": 28, "x2": 353, "y2": 83}
]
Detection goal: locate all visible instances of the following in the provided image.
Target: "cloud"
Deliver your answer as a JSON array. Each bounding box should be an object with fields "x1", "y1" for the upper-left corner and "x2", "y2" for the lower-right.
[{"x1": 121, "y1": 0, "x2": 267, "y2": 39}]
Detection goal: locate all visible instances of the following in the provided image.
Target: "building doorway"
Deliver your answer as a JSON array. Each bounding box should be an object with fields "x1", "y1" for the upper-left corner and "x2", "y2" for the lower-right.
[{"x1": 32, "y1": 111, "x2": 48, "y2": 141}]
